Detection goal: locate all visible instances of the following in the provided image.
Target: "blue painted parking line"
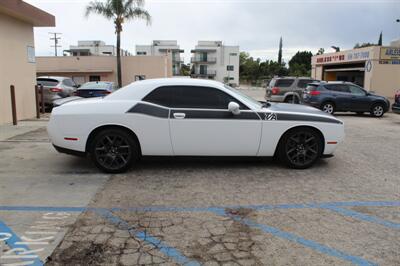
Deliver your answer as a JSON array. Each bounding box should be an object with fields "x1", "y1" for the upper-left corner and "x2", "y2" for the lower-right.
[
  {"x1": 0, "y1": 200, "x2": 399, "y2": 214},
  {"x1": 0, "y1": 219, "x2": 43, "y2": 266},
  {"x1": 218, "y1": 214, "x2": 377, "y2": 266},
  {"x1": 97, "y1": 209, "x2": 201, "y2": 266},
  {"x1": 324, "y1": 206, "x2": 400, "y2": 230}
]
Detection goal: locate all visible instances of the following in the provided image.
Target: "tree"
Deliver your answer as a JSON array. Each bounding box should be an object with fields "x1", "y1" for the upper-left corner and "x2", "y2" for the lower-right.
[
  {"x1": 180, "y1": 63, "x2": 190, "y2": 76},
  {"x1": 354, "y1": 42, "x2": 375, "y2": 49},
  {"x1": 278, "y1": 37, "x2": 283, "y2": 65},
  {"x1": 85, "y1": 0, "x2": 151, "y2": 88},
  {"x1": 288, "y1": 51, "x2": 312, "y2": 76},
  {"x1": 378, "y1": 31, "x2": 382, "y2": 46},
  {"x1": 316, "y1": 48, "x2": 324, "y2": 55}
]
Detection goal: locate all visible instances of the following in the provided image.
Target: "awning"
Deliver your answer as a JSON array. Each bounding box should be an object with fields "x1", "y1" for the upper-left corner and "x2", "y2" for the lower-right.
[{"x1": 325, "y1": 67, "x2": 365, "y2": 72}]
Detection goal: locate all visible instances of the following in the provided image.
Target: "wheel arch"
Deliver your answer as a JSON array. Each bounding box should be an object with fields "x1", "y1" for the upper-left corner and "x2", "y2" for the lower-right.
[
  {"x1": 274, "y1": 125, "x2": 326, "y2": 157},
  {"x1": 283, "y1": 92, "x2": 301, "y2": 101},
  {"x1": 85, "y1": 124, "x2": 142, "y2": 155}
]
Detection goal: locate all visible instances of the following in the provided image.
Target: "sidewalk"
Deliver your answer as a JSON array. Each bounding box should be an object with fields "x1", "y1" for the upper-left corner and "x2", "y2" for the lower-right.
[{"x1": 0, "y1": 114, "x2": 50, "y2": 141}]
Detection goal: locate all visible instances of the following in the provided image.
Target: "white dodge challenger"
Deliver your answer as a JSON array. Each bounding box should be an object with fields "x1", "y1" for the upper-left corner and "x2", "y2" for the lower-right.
[{"x1": 48, "y1": 78, "x2": 344, "y2": 173}]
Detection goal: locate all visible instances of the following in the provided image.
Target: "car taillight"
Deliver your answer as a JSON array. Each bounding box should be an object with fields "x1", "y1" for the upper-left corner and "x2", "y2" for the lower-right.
[
  {"x1": 50, "y1": 87, "x2": 63, "y2": 92},
  {"x1": 309, "y1": 90, "x2": 321, "y2": 96},
  {"x1": 271, "y1": 87, "x2": 280, "y2": 95}
]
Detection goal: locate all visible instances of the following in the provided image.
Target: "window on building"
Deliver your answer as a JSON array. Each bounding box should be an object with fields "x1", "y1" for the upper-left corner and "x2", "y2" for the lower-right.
[
  {"x1": 142, "y1": 86, "x2": 248, "y2": 109},
  {"x1": 137, "y1": 51, "x2": 147, "y2": 55},
  {"x1": 227, "y1": 65, "x2": 234, "y2": 71},
  {"x1": 89, "y1": 75, "x2": 101, "y2": 82}
]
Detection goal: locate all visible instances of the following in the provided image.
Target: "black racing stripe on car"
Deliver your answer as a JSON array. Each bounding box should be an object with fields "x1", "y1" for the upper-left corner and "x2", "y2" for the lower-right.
[
  {"x1": 127, "y1": 103, "x2": 169, "y2": 118},
  {"x1": 257, "y1": 112, "x2": 342, "y2": 124},
  {"x1": 171, "y1": 110, "x2": 260, "y2": 120}
]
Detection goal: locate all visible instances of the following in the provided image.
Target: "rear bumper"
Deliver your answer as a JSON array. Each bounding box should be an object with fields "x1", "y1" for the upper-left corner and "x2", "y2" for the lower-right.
[
  {"x1": 265, "y1": 95, "x2": 285, "y2": 102},
  {"x1": 392, "y1": 103, "x2": 400, "y2": 114},
  {"x1": 53, "y1": 145, "x2": 86, "y2": 157}
]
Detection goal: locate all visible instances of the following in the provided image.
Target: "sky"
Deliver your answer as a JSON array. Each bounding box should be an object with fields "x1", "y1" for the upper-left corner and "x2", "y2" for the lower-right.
[{"x1": 26, "y1": 0, "x2": 400, "y2": 63}]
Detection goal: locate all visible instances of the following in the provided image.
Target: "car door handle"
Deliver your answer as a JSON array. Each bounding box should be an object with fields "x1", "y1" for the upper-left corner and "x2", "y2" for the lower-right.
[{"x1": 173, "y1": 112, "x2": 186, "y2": 119}]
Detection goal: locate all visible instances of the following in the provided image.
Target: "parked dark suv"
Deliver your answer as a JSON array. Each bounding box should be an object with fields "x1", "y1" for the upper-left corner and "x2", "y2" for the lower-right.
[{"x1": 303, "y1": 82, "x2": 390, "y2": 117}]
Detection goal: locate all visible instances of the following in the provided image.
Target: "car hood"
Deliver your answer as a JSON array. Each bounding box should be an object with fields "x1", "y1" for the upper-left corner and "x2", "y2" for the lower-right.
[{"x1": 260, "y1": 103, "x2": 343, "y2": 124}]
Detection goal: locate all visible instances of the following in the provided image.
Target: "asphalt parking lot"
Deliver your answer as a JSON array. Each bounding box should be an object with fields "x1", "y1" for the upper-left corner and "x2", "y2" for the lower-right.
[{"x1": 0, "y1": 89, "x2": 399, "y2": 266}]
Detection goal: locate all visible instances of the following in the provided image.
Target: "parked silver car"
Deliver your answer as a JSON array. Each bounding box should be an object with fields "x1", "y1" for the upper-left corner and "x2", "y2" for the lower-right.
[
  {"x1": 265, "y1": 77, "x2": 318, "y2": 104},
  {"x1": 36, "y1": 76, "x2": 78, "y2": 107}
]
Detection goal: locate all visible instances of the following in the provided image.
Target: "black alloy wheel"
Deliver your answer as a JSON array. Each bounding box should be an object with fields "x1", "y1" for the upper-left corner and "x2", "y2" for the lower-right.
[
  {"x1": 91, "y1": 129, "x2": 138, "y2": 173},
  {"x1": 278, "y1": 128, "x2": 323, "y2": 169}
]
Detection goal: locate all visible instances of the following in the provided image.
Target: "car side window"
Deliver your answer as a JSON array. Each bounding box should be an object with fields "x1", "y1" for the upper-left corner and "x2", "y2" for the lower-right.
[
  {"x1": 63, "y1": 79, "x2": 76, "y2": 87},
  {"x1": 324, "y1": 84, "x2": 341, "y2": 92},
  {"x1": 143, "y1": 86, "x2": 249, "y2": 110},
  {"x1": 348, "y1": 85, "x2": 366, "y2": 95},
  {"x1": 297, "y1": 80, "x2": 315, "y2": 89}
]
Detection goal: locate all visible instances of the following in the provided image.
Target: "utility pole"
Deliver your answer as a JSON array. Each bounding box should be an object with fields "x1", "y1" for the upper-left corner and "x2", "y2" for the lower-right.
[{"x1": 49, "y1": 32, "x2": 62, "y2": 56}]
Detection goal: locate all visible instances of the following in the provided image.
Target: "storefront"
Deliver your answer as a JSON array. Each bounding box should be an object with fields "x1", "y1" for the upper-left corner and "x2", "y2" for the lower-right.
[{"x1": 311, "y1": 46, "x2": 400, "y2": 98}]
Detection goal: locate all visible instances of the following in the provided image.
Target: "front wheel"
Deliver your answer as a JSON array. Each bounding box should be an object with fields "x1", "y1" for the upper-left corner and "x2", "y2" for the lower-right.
[
  {"x1": 90, "y1": 129, "x2": 139, "y2": 173},
  {"x1": 370, "y1": 103, "x2": 385, "y2": 117},
  {"x1": 278, "y1": 128, "x2": 323, "y2": 169}
]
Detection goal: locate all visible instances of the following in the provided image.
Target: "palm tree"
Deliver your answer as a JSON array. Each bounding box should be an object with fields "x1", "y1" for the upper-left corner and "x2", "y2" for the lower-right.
[{"x1": 85, "y1": 0, "x2": 151, "y2": 88}]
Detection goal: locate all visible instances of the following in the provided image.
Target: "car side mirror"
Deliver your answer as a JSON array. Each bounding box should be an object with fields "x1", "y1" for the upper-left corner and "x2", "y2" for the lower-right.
[{"x1": 228, "y1": 102, "x2": 240, "y2": 115}]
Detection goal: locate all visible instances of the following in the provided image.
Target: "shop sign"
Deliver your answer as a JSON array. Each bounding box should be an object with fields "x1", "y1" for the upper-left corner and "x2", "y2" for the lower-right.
[{"x1": 379, "y1": 47, "x2": 400, "y2": 64}]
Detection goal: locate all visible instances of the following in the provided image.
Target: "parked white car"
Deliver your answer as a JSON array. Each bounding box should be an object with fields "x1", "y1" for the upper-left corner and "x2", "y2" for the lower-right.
[{"x1": 48, "y1": 78, "x2": 344, "y2": 173}]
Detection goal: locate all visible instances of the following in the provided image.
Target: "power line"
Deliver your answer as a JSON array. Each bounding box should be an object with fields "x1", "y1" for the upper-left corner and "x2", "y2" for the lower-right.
[{"x1": 49, "y1": 32, "x2": 62, "y2": 56}]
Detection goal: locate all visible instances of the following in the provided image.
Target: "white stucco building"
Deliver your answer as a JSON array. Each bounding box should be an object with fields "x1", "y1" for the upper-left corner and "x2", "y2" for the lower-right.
[
  {"x1": 136, "y1": 40, "x2": 184, "y2": 76},
  {"x1": 67, "y1": 40, "x2": 131, "y2": 56},
  {"x1": 191, "y1": 41, "x2": 239, "y2": 86}
]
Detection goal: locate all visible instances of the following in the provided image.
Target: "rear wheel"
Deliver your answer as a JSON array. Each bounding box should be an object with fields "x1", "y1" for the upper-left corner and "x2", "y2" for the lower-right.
[
  {"x1": 370, "y1": 103, "x2": 384, "y2": 117},
  {"x1": 284, "y1": 95, "x2": 300, "y2": 104},
  {"x1": 90, "y1": 129, "x2": 139, "y2": 173},
  {"x1": 278, "y1": 128, "x2": 323, "y2": 169},
  {"x1": 321, "y1": 102, "x2": 335, "y2": 114}
]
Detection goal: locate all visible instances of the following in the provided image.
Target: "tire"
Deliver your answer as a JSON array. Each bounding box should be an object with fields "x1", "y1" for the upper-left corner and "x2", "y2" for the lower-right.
[
  {"x1": 321, "y1": 102, "x2": 335, "y2": 114},
  {"x1": 278, "y1": 127, "x2": 323, "y2": 169},
  {"x1": 370, "y1": 103, "x2": 385, "y2": 117},
  {"x1": 284, "y1": 95, "x2": 299, "y2": 104},
  {"x1": 90, "y1": 128, "x2": 139, "y2": 173}
]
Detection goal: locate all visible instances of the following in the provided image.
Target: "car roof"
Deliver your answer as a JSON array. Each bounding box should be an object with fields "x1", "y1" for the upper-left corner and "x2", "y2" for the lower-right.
[{"x1": 273, "y1": 76, "x2": 315, "y2": 80}]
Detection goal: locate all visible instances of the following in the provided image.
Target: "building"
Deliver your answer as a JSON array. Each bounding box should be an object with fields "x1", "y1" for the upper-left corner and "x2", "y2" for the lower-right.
[
  {"x1": 191, "y1": 41, "x2": 239, "y2": 86},
  {"x1": 0, "y1": 0, "x2": 55, "y2": 125},
  {"x1": 66, "y1": 40, "x2": 131, "y2": 56},
  {"x1": 36, "y1": 55, "x2": 172, "y2": 86},
  {"x1": 311, "y1": 45, "x2": 400, "y2": 98},
  {"x1": 136, "y1": 40, "x2": 184, "y2": 76}
]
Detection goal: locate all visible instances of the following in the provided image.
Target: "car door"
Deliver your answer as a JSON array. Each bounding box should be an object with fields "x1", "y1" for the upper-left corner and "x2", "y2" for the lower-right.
[
  {"x1": 166, "y1": 85, "x2": 262, "y2": 156},
  {"x1": 324, "y1": 84, "x2": 350, "y2": 111},
  {"x1": 347, "y1": 84, "x2": 371, "y2": 111}
]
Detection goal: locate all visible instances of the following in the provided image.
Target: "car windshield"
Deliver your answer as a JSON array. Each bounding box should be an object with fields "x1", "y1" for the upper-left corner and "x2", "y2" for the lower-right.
[
  {"x1": 80, "y1": 82, "x2": 111, "y2": 90},
  {"x1": 224, "y1": 84, "x2": 263, "y2": 109}
]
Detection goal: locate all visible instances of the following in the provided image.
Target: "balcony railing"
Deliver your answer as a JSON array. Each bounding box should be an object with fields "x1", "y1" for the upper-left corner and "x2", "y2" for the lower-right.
[
  {"x1": 172, "y1": 56, "x2": 183, "y2": 62},
  {"x1": 190, "y1": 57, "x2": 217, "y2": 63},
  {"x1": 191, "y1": 70, "x2": 217, "y2": 77}
]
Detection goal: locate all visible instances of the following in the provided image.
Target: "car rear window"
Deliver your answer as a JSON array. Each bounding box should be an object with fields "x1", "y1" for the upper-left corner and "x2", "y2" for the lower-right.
[
  {"x1": 80, "y1": 82, "x2": 111, "y2": 90},
  {"x1": 297, "y1": 79, "x2": 315, "y2": 89},
  {"x1": 305, "y1": 84, "x2": 320, "y2": 91},
  {"x1": 37, "y1": 78, "x2": 59, "y2": 87},
  {"x1": 275, "y1": 79, "x2": 294, "y2": 87}
]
